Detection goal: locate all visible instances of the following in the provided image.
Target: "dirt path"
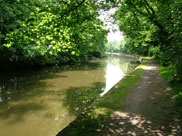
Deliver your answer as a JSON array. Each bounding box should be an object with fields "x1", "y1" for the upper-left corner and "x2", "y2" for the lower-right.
[{"x1": 97, "y1": 59, "x2": 182, "y2": 136}]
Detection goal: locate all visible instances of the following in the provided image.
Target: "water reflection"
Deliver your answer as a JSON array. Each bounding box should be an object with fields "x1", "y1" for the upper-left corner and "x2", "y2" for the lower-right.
[
  {"x1": 0, "y1": 55, "x2": 138, "y2": 136},
  {"x1": 101, "y1": 63, "x2": 125, "y2": 96},
  {"x1": 101, "y1": 56, "x2": 136, "y2": 96}
]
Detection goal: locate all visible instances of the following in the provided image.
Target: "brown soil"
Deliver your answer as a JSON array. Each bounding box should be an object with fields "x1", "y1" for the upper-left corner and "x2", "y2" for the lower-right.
[{"x1": 96, "y1": 59, "x2": 182, "y2": 136}]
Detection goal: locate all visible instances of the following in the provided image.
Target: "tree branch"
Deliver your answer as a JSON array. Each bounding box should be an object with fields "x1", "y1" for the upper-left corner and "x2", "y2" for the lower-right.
[
  {"x1": 127, "y1": 1, "x2": 148, "y2": 16},
  {"x1": 144, "y1": 3, "x2": 152, "y2": 15},
  {"x1": 144, "y1": 0, "x2": 155, "y2": 16},
  {"x1": 61, "y1": 0, "x2": 86, "y2": 19}
]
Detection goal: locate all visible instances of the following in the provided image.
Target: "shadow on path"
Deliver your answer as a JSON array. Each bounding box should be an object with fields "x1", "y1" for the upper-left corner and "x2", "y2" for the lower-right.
[{"x1": 96, "y1": 59, "x2": 182, "y2": 136}]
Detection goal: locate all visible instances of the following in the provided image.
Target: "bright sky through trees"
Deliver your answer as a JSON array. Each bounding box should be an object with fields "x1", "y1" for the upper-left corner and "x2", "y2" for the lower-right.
[
  {"x1": 107, "y1": 30, "x2": 124, "y2": 42},
  {"x1": 99, "y1": 8, "x2": 123, "y2": 42}
]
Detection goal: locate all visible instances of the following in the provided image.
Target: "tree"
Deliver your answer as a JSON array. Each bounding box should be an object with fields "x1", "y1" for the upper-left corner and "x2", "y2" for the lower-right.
[
  {"x1": 108, "y1": 0, "x2": 182, "y2": 81},
  {"x1": 0, "y1": 0, "x2": 108, "y2": 68}
]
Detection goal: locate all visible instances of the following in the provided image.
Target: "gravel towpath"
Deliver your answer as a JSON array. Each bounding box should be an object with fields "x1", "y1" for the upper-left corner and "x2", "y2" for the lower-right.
[{"x1": 97, "y1": 59, "x2": 182, "y2": 136}]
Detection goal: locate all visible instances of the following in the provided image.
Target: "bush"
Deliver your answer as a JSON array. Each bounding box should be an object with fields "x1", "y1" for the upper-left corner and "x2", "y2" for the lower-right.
[{"x1": 148, "y1": 46, "x2": 161, "y2": 59}]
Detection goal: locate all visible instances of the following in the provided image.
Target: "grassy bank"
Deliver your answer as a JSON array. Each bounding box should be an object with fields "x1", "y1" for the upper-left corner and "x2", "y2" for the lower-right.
[
  {"x1": 57, "y1": 59, "x2": 147, "y2": 136},
  {"x1": 159, "y1": 65, "x2": 182, "y2": 114}
]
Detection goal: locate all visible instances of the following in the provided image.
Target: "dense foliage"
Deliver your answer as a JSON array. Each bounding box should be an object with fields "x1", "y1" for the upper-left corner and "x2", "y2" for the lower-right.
[
  {"x1": 0, "y1": 0, "x2": 108, "y2": 68},
  {"x1": 1, "y1": 0, "x2": 181, "y2": 82},
  {"x1": 108, "y1": 0, "x2": 182, "y2": 82}
]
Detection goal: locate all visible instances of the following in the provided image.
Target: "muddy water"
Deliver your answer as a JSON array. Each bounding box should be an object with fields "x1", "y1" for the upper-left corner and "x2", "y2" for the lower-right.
[{"x1": 0, "y1": 55, "x2": 138, "y2": 136}]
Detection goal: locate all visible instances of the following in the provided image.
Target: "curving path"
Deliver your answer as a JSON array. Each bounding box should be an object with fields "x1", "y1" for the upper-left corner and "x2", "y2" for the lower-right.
[{"x1": 97, "y1": 59, "x2": 182, "y2": 136}]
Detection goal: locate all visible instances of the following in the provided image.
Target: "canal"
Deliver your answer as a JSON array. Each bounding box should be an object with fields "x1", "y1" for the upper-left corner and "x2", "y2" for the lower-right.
[{"x1": 0, "y1": 54, "x2": 138, "y2": 136}]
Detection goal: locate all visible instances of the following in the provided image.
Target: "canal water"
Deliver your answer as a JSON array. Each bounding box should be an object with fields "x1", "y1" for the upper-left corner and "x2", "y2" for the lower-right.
[{"x1": 0, "y1": 54, "x2": 138, "y2": 136}]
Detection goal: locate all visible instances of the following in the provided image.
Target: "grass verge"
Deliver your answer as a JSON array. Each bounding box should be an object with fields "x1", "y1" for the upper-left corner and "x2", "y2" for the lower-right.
[{"x1": 57, "y1": 59, "x2": 147, "y2": 136}]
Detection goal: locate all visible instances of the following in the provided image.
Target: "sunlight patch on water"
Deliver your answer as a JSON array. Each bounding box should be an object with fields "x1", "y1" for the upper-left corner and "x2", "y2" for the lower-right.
[{"x1": 100, "y1": 63, "x2": 125, "y2": 96}]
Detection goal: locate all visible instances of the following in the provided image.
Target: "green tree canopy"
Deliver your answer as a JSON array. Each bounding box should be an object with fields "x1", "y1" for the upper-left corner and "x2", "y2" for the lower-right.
[
  {"x1": 107, "y1": 0, "x2": 182, "y2": 81},
  {"x1": 0, "y1": 0, "x2": 108, "y2": 67}
]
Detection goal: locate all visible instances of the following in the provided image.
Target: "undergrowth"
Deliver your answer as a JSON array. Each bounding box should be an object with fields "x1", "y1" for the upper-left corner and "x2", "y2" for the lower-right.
[{"x1": 159, "y1": 64, "x2": 182, "y2": 114}]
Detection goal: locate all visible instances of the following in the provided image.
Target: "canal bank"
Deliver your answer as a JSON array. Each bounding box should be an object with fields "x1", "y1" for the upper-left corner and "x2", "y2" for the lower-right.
[
  {"x1": 57, "y1": 58, "x2": 146, "y2": 136},
  {"x1": 57, "y1": 59, "x2": 182, "y2": 136}
]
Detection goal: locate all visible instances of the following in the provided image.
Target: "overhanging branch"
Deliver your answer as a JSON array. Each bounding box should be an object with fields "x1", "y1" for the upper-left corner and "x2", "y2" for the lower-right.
[{"x1": 61, "y1": 0, "x2": 86, "y2": 19}]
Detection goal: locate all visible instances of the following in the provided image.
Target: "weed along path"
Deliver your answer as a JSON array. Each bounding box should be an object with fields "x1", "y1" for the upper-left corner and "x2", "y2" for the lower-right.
[
  {"x1": 97, "y1": 59, "x2": 182, "y2": 136},
  {"x1": 58, "y1": 59, "x2": 182, "y2": 136}
]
